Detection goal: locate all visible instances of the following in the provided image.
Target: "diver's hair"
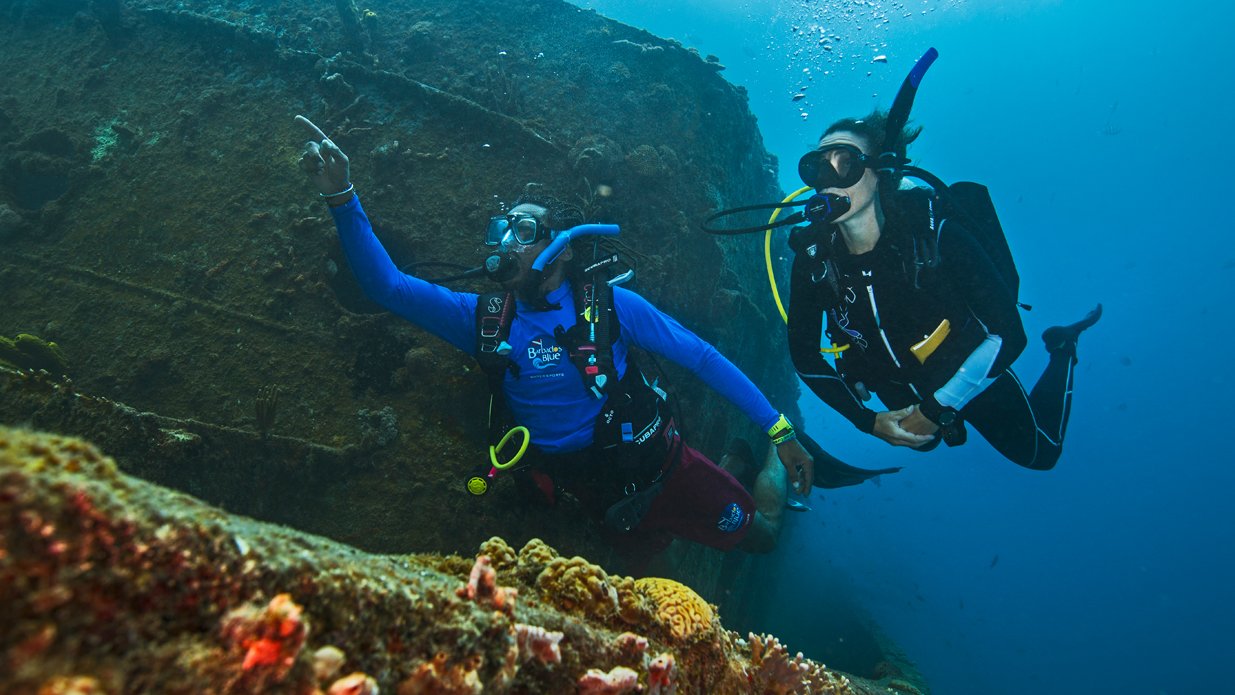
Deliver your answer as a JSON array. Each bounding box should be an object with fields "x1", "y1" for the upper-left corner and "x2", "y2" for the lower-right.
[
  {"x1": 821, "y1": 109, "x2": 922, "y2": 162},
  {"x1": 511, "y1": 191, "x2": 586, "y2": 232}
]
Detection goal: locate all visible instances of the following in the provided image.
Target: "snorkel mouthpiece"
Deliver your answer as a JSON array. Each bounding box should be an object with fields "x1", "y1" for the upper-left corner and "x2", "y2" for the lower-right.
[
  {"x1": 805, "y1": 193, "x2": 851, "y2": 224},
  {"x1": 524, "y1": 223, "x2": 621, "y2": 310}
]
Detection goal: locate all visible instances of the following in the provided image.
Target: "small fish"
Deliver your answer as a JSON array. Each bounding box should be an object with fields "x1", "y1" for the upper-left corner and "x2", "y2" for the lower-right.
[
  {"x1": 990, "y1": 554, "x2": 1000, "y2": 569},
  {"x1": 786, "y1": 498, "x2": 812, "y2": 512},
  {"x1": 872, "y1": 54, "x2": 888, "y2": 63}
]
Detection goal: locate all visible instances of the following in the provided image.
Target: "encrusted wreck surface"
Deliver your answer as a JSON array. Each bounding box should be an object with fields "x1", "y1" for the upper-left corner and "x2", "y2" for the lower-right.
[
  {"x1": 0, "y1": 0, "x2": 794, "y2": 575},
  {"x1": 0, "y1": 425, "x2": 929, "y2": 694}
]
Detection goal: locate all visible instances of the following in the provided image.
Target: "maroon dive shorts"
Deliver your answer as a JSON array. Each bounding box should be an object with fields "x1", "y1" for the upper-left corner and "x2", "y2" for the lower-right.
[{"x1": 634, "y1": 439, "x2": 755, "y2": 551}]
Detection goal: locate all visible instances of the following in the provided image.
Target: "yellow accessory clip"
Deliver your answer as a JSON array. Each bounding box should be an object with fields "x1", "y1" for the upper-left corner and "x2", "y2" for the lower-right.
[
  {"x1": 910, "y1": 319, "x2": 951, "y2": 364},
  {"x1": 466, "y1": 475, "x2": 490, "y2": 496},
  {"x1": 489, "y1": 426, "x2": 530, "y2": 470},
  {"x1": 820, "y1": 342, "x2": 850, "y2": 355}
]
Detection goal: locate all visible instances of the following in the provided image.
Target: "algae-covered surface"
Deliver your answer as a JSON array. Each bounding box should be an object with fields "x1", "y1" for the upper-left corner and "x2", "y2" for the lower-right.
[{"x1": 0, "y1": 425, "x2": 928, "y2": 694}]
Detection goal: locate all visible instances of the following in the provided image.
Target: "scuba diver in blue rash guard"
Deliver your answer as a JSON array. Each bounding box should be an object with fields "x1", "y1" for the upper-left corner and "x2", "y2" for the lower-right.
[
  {"x1": 294, "y1": 115, "x2": 814, "y2": 559},
  {"x1": 703, "y1": 49, "x2": 1101, "y2": 470}
]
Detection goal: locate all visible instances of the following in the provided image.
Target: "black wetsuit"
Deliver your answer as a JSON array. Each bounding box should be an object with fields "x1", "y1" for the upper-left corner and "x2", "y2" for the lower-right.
[{"x1": 787, "y1": 192, "x2": 1080, "y2": 470}]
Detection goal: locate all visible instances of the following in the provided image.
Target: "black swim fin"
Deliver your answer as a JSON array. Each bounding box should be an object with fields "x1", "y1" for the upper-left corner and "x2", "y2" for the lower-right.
[
  {"x1": 798, "y1": 430, "x2": 902, "y2": 489},
  {"x1": 1042, "y1": 303, "x2": 1103, "y2": 354}
]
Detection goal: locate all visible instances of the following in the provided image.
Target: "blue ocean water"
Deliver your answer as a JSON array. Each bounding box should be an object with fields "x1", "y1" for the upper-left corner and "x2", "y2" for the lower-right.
[{"x1": 578, "y1": 1, "x2": 1234, "y2": 693}]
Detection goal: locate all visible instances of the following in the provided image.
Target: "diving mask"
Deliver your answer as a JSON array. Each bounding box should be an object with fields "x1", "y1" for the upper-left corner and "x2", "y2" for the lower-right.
[
  {"x1": 798, "y1": 143, "x2": 873, "y2": 191},
  {"x1": 485, "y1": 212, "x2": 553, "y2": 250}
]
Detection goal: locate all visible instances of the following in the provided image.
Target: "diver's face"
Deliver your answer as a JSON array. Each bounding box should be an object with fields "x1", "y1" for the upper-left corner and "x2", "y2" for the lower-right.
[
  {"x1": 497, "y1": 204, "x2": 570, "y2": 296},
  {"x1": 817, "y1": 131, "x2": 878, "y2": 223}
]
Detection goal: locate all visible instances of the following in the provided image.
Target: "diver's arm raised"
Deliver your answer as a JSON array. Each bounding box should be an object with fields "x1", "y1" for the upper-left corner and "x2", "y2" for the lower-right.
[{"x1": 295, "y1": 115, "x2": 476, "y2": 352}]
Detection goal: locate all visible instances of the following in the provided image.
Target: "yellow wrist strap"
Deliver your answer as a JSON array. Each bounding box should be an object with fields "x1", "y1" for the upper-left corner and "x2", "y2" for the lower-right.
[{"x1": 767, "y1": 414, "x2": 794, "y2": 440}]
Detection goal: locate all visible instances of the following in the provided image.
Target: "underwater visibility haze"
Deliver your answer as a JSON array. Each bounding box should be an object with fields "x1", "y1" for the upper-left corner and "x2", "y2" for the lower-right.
[
  {"x1": 578, "y1": 0, "x2": 1235, "y2": 693},
  {"x1": 1, "y1": 0, "x2": 1233, "y2": 693}
]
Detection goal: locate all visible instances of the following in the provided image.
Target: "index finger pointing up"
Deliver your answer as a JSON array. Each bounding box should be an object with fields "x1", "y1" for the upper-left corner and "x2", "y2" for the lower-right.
[{"x1": 295, "y1": 114, "x2": 328, "y2": 142}]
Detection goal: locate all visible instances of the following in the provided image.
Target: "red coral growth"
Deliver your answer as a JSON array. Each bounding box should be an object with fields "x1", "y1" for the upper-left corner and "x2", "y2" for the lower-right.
[
  {"x1": 577, "y1": 666, "x2": 639, "y2": 694},
  {"x1": 455, "y1": 555, "x2": 517, "y2": 616},
  {"x1": 515, "y1": 622, "x2": 563, "y2": 664},
  {"x1": 221, "y1": 593, "x2": 308, "y2": 680},
  {"x1": 36, "y1": 675, "x2": 104, "y2": 695},
  {"x1": 397, "y1": 652, "x2": 482, "y2": 695},
  {"x1": 647, "y1": 652, "x2": 676, "y2": 695},
  {"x1": 614, "y1": 632, "x2": 648, "y2": 659},
  {"x1": 328, "y1": 672, "x2": 378, "y2": 695}
]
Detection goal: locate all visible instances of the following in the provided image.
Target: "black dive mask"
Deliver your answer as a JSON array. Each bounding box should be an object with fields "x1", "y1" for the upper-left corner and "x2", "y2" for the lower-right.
[
  {"x1": 485, "y1": 212, "x2": 553, "y2": 250},
  {"x1": 798, "y1": 143, "x2": 873, "y2": 190}
]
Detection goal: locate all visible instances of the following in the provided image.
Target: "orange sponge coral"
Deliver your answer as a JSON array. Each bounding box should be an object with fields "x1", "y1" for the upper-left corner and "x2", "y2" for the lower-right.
[
  {"x1": 633, "y1": 577, "x2": 715, "y2": 641},
  {"x1": 535, "y1": 556, "x2": 619, "y2": 619}
]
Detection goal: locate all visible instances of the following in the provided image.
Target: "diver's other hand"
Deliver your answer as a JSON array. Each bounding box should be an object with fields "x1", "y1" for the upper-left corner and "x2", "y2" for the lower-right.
[
  {"x1": 295, "y1": 115, "x2": 352, "y2": 203},
  {"x1": 899, "y1": 406, "x2": 940, "y2": 438},
  {"x1": 776, "y1": 438, "x2": 814, "y2": 494},
  {"x1": 872, "y1": 407, "x2": 935, "y2": 448}
]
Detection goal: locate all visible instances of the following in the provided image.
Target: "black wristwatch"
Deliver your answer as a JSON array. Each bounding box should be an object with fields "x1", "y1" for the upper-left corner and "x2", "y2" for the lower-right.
[
  {"x1": 935, "y1": 407, "x2": 959, "y2": 428},
  {"x1": 918, "y1": 396, "x2": 958, "y2": 429}
]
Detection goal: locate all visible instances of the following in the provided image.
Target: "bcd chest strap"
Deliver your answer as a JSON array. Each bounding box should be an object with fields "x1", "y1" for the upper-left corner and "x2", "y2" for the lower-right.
[{"x1": 554, "y1": 253, "x2": 622, "y2": 400}]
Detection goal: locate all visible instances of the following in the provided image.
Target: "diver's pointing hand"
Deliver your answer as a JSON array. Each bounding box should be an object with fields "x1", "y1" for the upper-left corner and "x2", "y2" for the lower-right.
[
  {"x1": 294, "y1": 115, "x2": 352, "y2": 201},
  {"x1": 872, "y1": 406, "x2": 935, "y2": 448}
]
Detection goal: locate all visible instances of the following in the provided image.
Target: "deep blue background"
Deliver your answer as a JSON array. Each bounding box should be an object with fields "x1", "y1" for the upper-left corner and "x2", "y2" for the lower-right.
[{"x1": 578, "y1": 1, "x2": 1233, "y2": 693}]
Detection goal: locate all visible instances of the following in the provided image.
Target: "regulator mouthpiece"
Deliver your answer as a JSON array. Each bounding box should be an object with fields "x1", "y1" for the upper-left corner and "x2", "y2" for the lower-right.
[
  {"x1": 805, "y1": 193, "x2": 851, "y2": 224},
  {"x1": 484, "y1": 252, "x2": 518, "y2": 283}
]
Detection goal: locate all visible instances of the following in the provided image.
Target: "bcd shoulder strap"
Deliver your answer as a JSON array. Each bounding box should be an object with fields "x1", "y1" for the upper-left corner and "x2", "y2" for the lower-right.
[
  {"x1": 475, "y1": 290, "x2": 517, "y2": 435},
  {"x1": 887, "y1": 186, "x2": 942, "y2": 290}
]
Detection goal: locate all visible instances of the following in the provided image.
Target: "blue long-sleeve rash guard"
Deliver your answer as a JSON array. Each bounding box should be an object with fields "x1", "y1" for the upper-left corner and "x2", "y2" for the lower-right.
[{"x1": 331, "y1": 197, "x2": 780, "y2": 453}]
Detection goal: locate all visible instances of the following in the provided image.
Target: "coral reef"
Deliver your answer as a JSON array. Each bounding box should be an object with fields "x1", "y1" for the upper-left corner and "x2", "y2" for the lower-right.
[
  {"x1": 577, "y1": 666, "x2": 640, "y2": 694},
  {"x1": 633, "y1": 577, "x2": 717, "y2": 641},
  {"x1": 0, "y1": 426, "x2": 925, "y2": 694},
  {"x1": 535, "y1": 555, "x2": 621, "y2": 619}
]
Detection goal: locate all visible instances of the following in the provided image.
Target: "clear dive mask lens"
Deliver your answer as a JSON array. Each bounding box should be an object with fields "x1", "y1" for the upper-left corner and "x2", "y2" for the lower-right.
[
  {"x1": 798, "y1": 144, "x2": 871, "y2": 190},
  {"x1": 485, "y1": 213, "x2": 547, "y2": 248}
]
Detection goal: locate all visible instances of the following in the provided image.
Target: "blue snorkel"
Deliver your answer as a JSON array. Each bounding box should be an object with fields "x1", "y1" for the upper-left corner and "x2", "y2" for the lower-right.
[
  {"x1": 532, "y1": 223, "x2": 620, "y2": 271},
  {"x1": 879, "y1": 47, "x2": 938, "y2": 178},
  {"x1": 525, "y1": 223, "x2": 621, "y2": 310}
]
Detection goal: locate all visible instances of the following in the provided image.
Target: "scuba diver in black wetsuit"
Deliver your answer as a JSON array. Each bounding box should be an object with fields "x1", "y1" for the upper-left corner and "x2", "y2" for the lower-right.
[{"x1": 704, "y1": 49, "x2": 1101, "y2": 470}]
